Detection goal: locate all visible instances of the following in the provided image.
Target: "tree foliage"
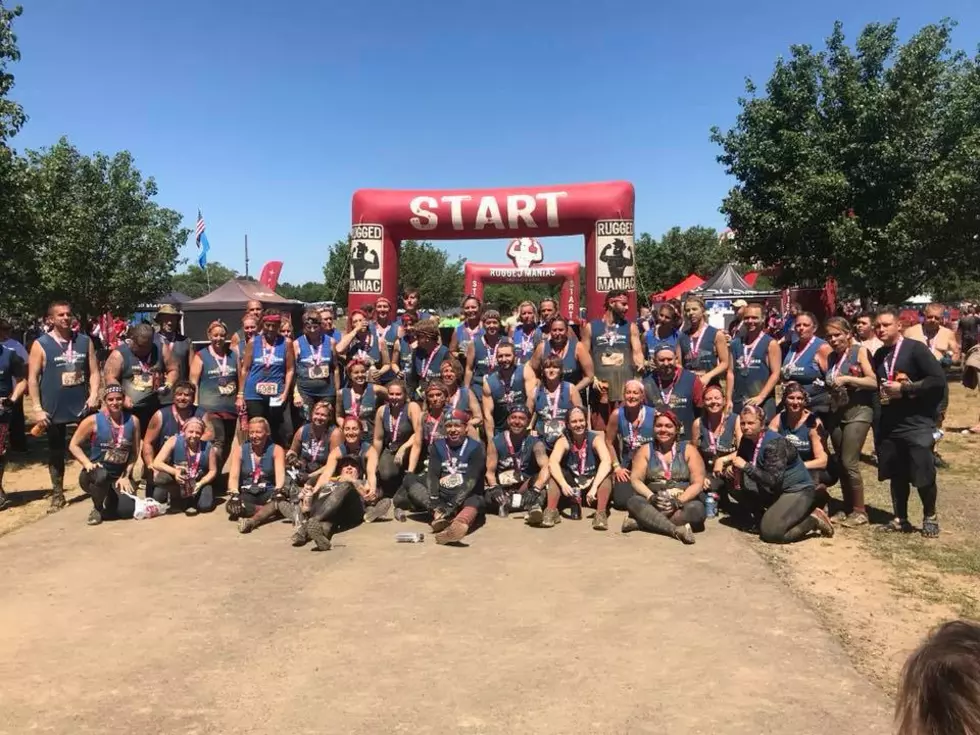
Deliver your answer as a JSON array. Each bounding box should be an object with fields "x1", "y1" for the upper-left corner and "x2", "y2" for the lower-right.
[
  {"x1": 712, "y1": 19, "x2": 980, "y2": 304},
  {"x1": 170, "y1": 261, "x2": 240, "y2": 299},
  {"x1": 25, "y1": 137, "x2": 189, "y2": 320},
  {"x1": 276, "y1": 280, "x2": 334, "y2": 303},
  {"x1": 634, "y1": 226, "x2": 734, "y2": 297}
]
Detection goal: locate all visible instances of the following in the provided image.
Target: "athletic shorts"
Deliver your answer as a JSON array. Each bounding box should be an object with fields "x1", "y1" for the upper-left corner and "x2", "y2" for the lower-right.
[{"x1": 877, "y1": 430, "x2": 936, "y2": 488}]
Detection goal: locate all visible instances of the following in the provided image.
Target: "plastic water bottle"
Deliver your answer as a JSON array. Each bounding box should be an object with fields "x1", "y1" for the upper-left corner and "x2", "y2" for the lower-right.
[
  {"x1": 705, "y1": 492, "x2": 719, "y2": 519},
  {"x1": 497, "y1": 502, "x2": 508, "y2": 518},
  {"x1": 570, "y1": 488, "x2": 582, "y2": 520},
  {"x1": 395, "y1": 532, "x2": 425, "y2": 543}
]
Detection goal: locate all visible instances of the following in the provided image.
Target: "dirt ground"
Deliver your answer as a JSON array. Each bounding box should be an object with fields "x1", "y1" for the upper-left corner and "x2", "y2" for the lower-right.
[{"x1": 0, "y1": 499, "x2": 891, "y2": 734}]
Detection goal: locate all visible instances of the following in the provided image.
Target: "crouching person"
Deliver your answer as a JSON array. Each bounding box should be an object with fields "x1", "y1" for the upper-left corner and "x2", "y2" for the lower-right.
[
  {"x1": 69, "y1": 385, "x2": 141, "y2": 526},
  {"x1": 484, "y1": 404, "x2": 550, "y2": 524},
  {"x1": 545, "y1": 406, "x2": 613, "y2": 530},
  {"x1": 624, "y1": 410, "x2": 705, "y2": 544},
  {"x1": 427, "y1": 410, "x2": 487, "y2": 544},
  {"x1": 300, "y1": 457, "x2": 376, "y2": 551},
  {"x1": 151, "y1": 417, "x2": 219, "y2": 514},
  {"x1": 226, "y1": 417, "x2": 289, "y2": 534}
]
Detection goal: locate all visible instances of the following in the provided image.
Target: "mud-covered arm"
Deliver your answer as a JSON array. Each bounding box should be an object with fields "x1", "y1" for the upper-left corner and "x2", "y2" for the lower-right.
[{"x1": 743, "y1": 438, "x2": 797, "y2": 491}]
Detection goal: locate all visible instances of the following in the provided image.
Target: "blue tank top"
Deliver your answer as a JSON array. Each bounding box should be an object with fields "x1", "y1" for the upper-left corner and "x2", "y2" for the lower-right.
[
  {"x1": 777, "y1": 412, "x2": 817, "y2": 462},
  {"x1": 0, "y1": 345, "x2": 19, "y2": 400},
  {"x1": 241, "y1": 441, "x2": 277, "y2": 490},
  {"x1": 730, "y1": 331, "x2": 774, "y2": 406},
  {"x1": 413, "y1": 344, "x2": 449, "y2": 389},
  {"x1": 446, "y1": 386, "x2": 472, "y2": 416},
  {"x1": 347, "y1": 331, "x2": 382, "y2": 369},
  {"x1": 679, "y1": 325, "x2": 718, "y2": 373},
  {"x1": 338, "y1": 439, "x2": 373, "y2": 476},
  {"x1": 432, "y1": 437, "x2": 480, "y2": 483},
  {"x1": 396, "y1": 336, "x2": 415, "y2": 384},
  {"x1": 37, "y1": 332, "x2": 91, "y2": 423},
  {"x1": 156, "y1": 405, "x2": 207, "y2": 449},
  {"x1": 698, "y1": 413, "x2": 738, "y2": 461},
  {"x1": 89, "y1": 411, "x2": 136, "y2": 479},
  {"x1": 115, "y1": 342, "x2": 166, "y2": 410},
  {"x1": 512, "y1": 325, "x2": 542, "y2": 366},
  {"x1": 533, "y1": 382, "x2": 575, "y2": 449},
  {"x1": 643, "y1": 440, "x2": 692, "y2": 489},
  {"x1": 454, "y1": 322, "x2": 485, "y2": 358},
  {"x1": 616, "y1": 405, "x2": 655, "y2": 467},
  {"x1": 372, "y1": 322, "x2": 399, "y2": 385},
  {"x1": 381, "y1": 404, "x2": 413, "y2": 452},
  {"x1": 563, "y1": 431, "x2": 600, "y2": 483},
  {"x1": 342, "y1": 384, "x2": 377, "y2": 435},
  {"x1": 173, "y1": 435, "x2": 211, "y2": 482},
  {"x1": 491, "y1": 431, "x2": 538, "y2": 480},
  {"x1": 244, "y1": 335, "x2": 287, "y2": 401},
  {"x1": 296, "y1": 335, "x2": 335, "y2": 400},
  {"x1": 299, "y1": 424, "x2": 331, "y2": 467},
  {"x1": 782, "y1": 337, "x2": 827, "y2": 392},
  {"x1": 471, "y1": 335, "x2": 510, "y2": 392},
  {"x1": 644, "y1": 327, "x2": 680, "y2": 358},
  {"x1": 197, "y1": 346, "x2": 239, "y2": 415},
  {"x1": 542, "y1": 336, "x2": 582, "y2": 387},
  {"x1": 642, "y1": 369, "x2": 698, "y2": 440},
  {"x1": 486, "y1": 368, "x2": 526, "y2": 434}
]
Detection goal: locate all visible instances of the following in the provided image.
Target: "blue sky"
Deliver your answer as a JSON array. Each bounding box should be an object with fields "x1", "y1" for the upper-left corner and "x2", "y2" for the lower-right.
[{"x1": 9, "y1": 0, "x2": 980, "y2": 284}]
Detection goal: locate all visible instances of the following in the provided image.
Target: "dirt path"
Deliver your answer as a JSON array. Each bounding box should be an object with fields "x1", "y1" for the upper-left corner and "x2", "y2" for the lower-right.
[{"x1": 0, "y1": 504, "x2": 890, "y2": 734}]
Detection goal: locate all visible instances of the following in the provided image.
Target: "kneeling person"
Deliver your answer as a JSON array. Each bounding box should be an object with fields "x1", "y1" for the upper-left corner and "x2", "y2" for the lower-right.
[
  {"x1": 152, "y1": 417, "x2": 219, "y2": 514},
  {"x1": 484, "y1": 404, "x2": 549, "y2": 524}
]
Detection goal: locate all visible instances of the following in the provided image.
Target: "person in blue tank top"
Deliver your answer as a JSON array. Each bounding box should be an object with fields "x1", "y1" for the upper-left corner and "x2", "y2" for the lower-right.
[
  {"x1": 189, "y1": 320, "x2": 240, "y2": 474},
  {"x1": 372, "y1": 380, "x2": 422, "y2": 499},
  {"x1": 484, "y1": 404, "x2": 549, "y2": 522},
  {"x1": 449, "y1": 296, "x2": 485, "y2": 360},
  {"x1": 0, "y1": 340, "x2": 27, "y2": 510},
  {"x1": 389, "y1": 312, "x2": 419, "y2": 389},
  {"x1": 781, "y1": 311, "x2": 832, "y2": 414},
  {"x1": 286, "y1": 399, "x2": 339, "y2": 496},
  {"x1": 691, "y1": 384, "x2": 739, "y2": 503},
  {"x1": 313, "y1": 415, "x2": 388, "y2": 528},
  {"x1": 410, "y1": 321, "x2": 449, "y2": 402},
  {"x1": 238, "y1": 310, "x2": 295, "y2": 448},
  {"x1": 605, "y1": 380, "x2": 656, "y2": 512},
  {"x1": 625, "y1": 410, "x2": 706, "y2": 544},
  {"x1": 439, "y1": 358, "x2": 483, "y2": 439},
  {"x1": 340, "y1": 359, "x2": 386, "y2": 438},
  {"x1": 105, "y1": 323, "x2": 176, "y2": 427},
  {"x1": 425, "y1": 410, "x2": 487, "y2": 545},
  {"x1": 530, "y1": 355, "x2": 581, "y2": 451},
  {"x1": 68, "y1": 386, "x2": 140, "y2": 525},
  {"x1": 770, "y1": 382, "x2": 835, "y2": 493},
  {"x1": 679, "y1": 296, "x2": 729, "y2": 385},
  {"x1": 392, "y1": 381, "x2": 450, "y2": 520},
  {"x1": 153, "y1": 304, "x2": 191, "y2": 407},
  {"x1": 140, "y1": 381, "x2": 211, "y2": 502},
  {"x1": 227, "y1": 416, "x2": 288, "y2": 533},
  {"x1": 523, "y1": 315, "x2": 594, "y2": 396},
  {"x1": 644, "y1": 303, "x2": 684, "y2": 363},
  {"x1": 336, "y1": 309, "x2": 391, "y2": 385},
  {"x1": 292, "y1": 308, "x2": 340, "y2": 424},
  {"x1": 401, "y1": 288, "x2": 433, "y2": 324},
  {"x1": 370, "y1": 297, "x2": 400, "y2": 386},
  {"x1": 716, "y1": 404, "x2": 835, "y2": 543},
  {"x1": 481, "y1": 342, "x2": 527, "y2": 436},
  {"x1": 152, "y1": 417, "x2": 219, "y2": 514},
  {"x1": 510, "y1": 301, "x2": 543, "y2": 367},
  {"x1": 28, "y1": 301, "x2": 103, "y2": 513},
  {"x1": 582, "y1": 290, "x2": 644, "y2": 431},
  {"x1": 465, "y1": 310, "x2": 509, "y2": 396},
  {"x1": 642, "y1": 346, "x2": 704, "y2": 441},
  {"x1": 229, "y1": 300, "x2": 264, "y2": 352},
  {"x1": 545, "y1": 406, "x2": 613, "y2": 530},
  {"x1": 726, "y1": 303, "x2": 782, "y2": 421}
]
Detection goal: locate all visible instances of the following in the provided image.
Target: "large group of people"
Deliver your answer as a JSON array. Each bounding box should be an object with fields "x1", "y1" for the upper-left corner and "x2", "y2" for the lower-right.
[{"x1": 0, "y1": 290, "x2": 967, "y2": 550}]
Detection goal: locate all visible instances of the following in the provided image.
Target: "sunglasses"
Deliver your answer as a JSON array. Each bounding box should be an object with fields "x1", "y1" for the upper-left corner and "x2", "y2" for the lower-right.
[{"x1": 304, "y1": 318, "x2": 320, "y2": 325}]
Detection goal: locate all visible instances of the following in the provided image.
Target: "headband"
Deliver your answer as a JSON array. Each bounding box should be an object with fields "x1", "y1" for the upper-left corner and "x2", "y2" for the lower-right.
[
  {"x1": 740, "y1": 404, "x2": 766, "y2": 419},
  {"x1": 445, "y1": 409, "x2": 471, "y2": 425},
  {"x1": 105, "y1": 385, "x2": 124, "y2": 395},
  {"x1": 656, "y1": 409, "x2": 681, "y2": 428},
  {"x1": 261, "y1": 313, "x2": 282, "y2": 323},
  {"x1": 507, "y1": 404, "x2": 530, "y2": 417},
  {"x1": 183, "y1": 417, "x2": 206, "y2": 433}
]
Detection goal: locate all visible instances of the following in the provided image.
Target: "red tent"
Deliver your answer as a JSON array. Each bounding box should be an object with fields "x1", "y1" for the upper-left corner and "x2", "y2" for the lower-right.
[
  {"x1": 649, "y1": 274, "x2": 705, "y2": 302},
  {"x1": 744, "y1": 272, "x2": 759, "y2": 287}
]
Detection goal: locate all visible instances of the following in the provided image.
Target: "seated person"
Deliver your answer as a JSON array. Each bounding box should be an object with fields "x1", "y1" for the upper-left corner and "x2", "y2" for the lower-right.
[
  {"x1": 484, "y1": 404, "x2": 549, "y2": 523},
  {"x1": 285, "y1": 400, "x2": 339, "y2": 492},
  {"x1": 530, "y1": 355, "x2": 581, "y2": 451},
  {"x1": 691, "y1": 383, "x2": 739, "y2": 502},
  {"x1": 605, "y1": 379, "x2": 655, "y2": 512},
  {"x1": 392, "y1": 380, "x2": 449, "y2": 520},
  {"x1": 439, "y1": 358, "x2": 483, "y2": 439},
  {"x1": 140, "y1": 380, "x2": 211, "y2": 503},
  {"x1": 624, "y1": 410, "x2": 705, "y2": 544},
  {"x1": 298, "y1": 456, "x2": 375, "y2": 551},
  {"x1": 545, "y1": 406, "x2": 613, "y2": 530},
  {"x1": 151, "y1": 417, "x2": 219, "y2": 514},
  {"x1": 226, "y1": 416, "x2": 289, "y2": 534},
  {"x1": 68, "y1": 385, "x2": 140, "y2": 526},
  {"x1": 769, "y1": 381, "x2": 836, "y2": 494},
  {"x1": 642, "y1": 346, "x2": 703, "y2": 440},
  {"x1": 715, "y1": 404, "x2": 835, "y2": 544},
  {"x1": 373, "y1": 380, "x2": 422, "y2": 498},
  {"x1": 312, "y1": 415, "x2": 386, "y2": 527},
  {"x1": 339, "y1": 358, "x2": 385, "y2": 437}
]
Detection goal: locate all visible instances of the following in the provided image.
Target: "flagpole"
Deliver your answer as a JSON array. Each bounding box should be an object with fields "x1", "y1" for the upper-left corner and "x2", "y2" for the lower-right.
[{"x1": 245, "y1": 233, "x2": 250, "y2": 278}]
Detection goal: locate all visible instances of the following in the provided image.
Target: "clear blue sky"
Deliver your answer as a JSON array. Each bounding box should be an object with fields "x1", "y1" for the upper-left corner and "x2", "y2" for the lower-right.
[{"x1": 9, "y1": 0, "x2": 980, "y2": 284}]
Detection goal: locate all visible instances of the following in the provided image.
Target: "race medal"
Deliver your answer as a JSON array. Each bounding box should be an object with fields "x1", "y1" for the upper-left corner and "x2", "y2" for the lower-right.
[
  {"x1": 498, "y1": 469, "x2": 519, "y2": 486},
  {"x1": 104, "y1": 447, "x2": 128, "y2": 464},
  {"x1": 61, "y1": 370, "x2": 82, "y2": 387},
  {"x1": 544, "y1": 419, "x2": 563, "y2": 440},
  {"x1": 308, "y1": 365, "x2": 325, "y2": 380},
  {"x1": 217, "y1": 377, "x2": 237, "y2": 396},
  {"x1": 440, "y1": 473, "x2": 463, "y2": 489},
  {"x1": 256, "y1": 381, "x2": 278, "y2": 397}
]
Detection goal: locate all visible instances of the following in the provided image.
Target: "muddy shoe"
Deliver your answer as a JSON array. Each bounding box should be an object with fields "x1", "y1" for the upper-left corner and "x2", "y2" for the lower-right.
[
  {"x1": 48, "y1": 491, "x2": 67, "y2": 514},
  {"x1": 306, "y1": 519, "x2": 333, "y2": 551},
  {"x1": 592, "y1": 509, "x2": 609, "y2": 531},
  {"x1": 810, "y1": 507, "x2": 835, "y2": 538},
  {"x1": 540, "y1": 508, "x2": 560, "y2": 528},
  {"x1": 621, "y1": 516, "x2": 638, "y2": 534},
  {"x1": 921, "y1": 516, "x2": 940, "y2": 539},
  {"x1": 878, "y1": 517, "x2": 914, "y2": 534},
  {"x1": 434, "y1": 520, "x2": 469, "y2": 545},
  {"x1": 0, "y1": 490, "x2": 10, "y2": 512},
  {"x1": 430, "y1": 513, "x2": 451, "y2": 533},
  {"x1": 841, "y1": 511, "x2": 868, "y2": 529},
  {"x1": 237, "y1": 517, "x2": 255, "y2": 534},
  {"x1": 184, "y1": 506, "x2": 199, "y2": 517},
  {"x1": 393, "y1": 507, "x2": 407, "y2": 522},
  {"x1": 830, "y1": 510, "x2": 847, "y2": 525},
  {"x1": 364, "y1": 497, "x2": 392, "y2": 523},
  {"x1": 86, "y1": 509, "x2": 103, "y2": 526},
  {"x1": 674, "y1": 522, "x2": 696, "y2": 545},
  {"x1": 526, "y1": 505, "x2": 544, "y2": 526},
  {"x1": 291, "y1": 525, "x2": 309, "y2": 547}
]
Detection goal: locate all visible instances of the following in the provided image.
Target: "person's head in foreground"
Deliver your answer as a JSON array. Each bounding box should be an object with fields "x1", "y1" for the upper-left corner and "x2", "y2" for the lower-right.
[{"x1": 897, "y1": 619, "x2": 980, "y2": 735}]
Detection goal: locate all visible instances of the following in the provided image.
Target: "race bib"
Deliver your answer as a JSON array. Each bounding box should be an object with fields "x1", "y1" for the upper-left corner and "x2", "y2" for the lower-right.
[
  {"x1": 439, "y1": 473, "x2": 463, "y2": 489},
  {"x1": 600, "y1": 352, "x2": 624, "y2": 367},
  {"x1": 510, "y1": 492, "x2": 524, "y2": 510},
  {"x1": 498, "y1": 469, "x2": 520, "y2": 486},
  {"x1": 104, "y1": 447, "x2": 128, "y2": 464},
  {"x1": 217, "y1": 378, "x2": 237, "y2": 396},
  {"x1": 61, "y1": 370, "x2": 84, "y2": 387},
  {"x1": 256, "y1": 381, "x2": 279, "y2": 397},
  {"x1": 308, "y1": 365, "x2": 326, "y2": 380},
  {"x1": 544, "y1": 419, "x2": 563, "y2": 439}
]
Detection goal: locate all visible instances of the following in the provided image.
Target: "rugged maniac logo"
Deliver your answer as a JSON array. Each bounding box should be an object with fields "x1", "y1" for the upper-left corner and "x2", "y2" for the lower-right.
[
  {"x1": 506, "y1": 237, "x2": 544, "y2": 269},
  {"x1": 594, "y1": 219, "x2": 636, "y2": 292},
  {"x1": 349, "y1": 224, "x2": 384, "y2": 294}
]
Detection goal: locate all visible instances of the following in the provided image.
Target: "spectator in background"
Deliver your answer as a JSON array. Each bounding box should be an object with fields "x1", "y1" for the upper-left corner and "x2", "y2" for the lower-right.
[
  {"x1": 958, "y1": 303, "x2": 978, "y2": 356},
  {"x1": 728, "y1": 299, "x2": 747, "y2": 338},
  {"x1": 0, "y1": 319, "x2": 28, "y2": 453}
]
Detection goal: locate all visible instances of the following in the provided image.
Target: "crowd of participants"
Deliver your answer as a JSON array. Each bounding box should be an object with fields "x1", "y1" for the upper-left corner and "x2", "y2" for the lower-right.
[{"x1": 0, "y1": 289, "x2": 974, "y2": 549}]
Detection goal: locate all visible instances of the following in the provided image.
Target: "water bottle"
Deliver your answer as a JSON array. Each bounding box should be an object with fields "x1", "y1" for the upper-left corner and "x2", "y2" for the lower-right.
[
  {"x1": 497, "y1": 502, "x2": 509, "y2": 518},
  {"x1": 569, "y1": 488, "x2": 582, "y2": 521},
  {"x1": 291, "y1": 498, "x2": 303, "y2": 528},
  {"x1": 395, "y1": 532, "x2": 425, "y2": 543},
  {"x1": 705, "y1": 492, "x2": 719, "y2": 519}
]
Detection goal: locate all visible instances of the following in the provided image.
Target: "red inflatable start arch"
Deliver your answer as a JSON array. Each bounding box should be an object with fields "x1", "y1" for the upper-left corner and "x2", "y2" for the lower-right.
[{"x1": 348, "y1": 181, "x2": 636, "y2": 320}]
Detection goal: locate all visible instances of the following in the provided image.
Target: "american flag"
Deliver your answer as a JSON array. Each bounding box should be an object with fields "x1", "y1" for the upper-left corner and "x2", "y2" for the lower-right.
[
  {"x1": 195, "y1": 210, "x2": 206, "y2": 244},
  {"x1": 196, "y1": 209, "x2": 210, "y2": 268}
]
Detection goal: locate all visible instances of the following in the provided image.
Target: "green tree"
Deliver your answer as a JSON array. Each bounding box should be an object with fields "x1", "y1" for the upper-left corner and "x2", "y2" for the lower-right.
[
  {"x1": 170, "y1": 261, "x2": 239, "y2": 299},
  {"x1": 633, "y1": 226, "x2": 733, "y2": 298},
  {"x1": 482, "y1": 283, "x2": 559, "y2": 316},
  {"x1": 25, "y1": 137, "x2": 189, "y2": 321},
  {"x1": 712, "y1": 19, "x2": 980, "y2": 304},
  {"x1": 277, "y1": 280, "x2": 333, "y2": 303},
  {"x1": 321, "y1": 238, "x2": 352, "y2": 305}
]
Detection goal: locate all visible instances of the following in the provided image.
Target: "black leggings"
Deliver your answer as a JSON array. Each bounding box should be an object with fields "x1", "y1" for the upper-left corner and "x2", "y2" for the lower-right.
[
  {"x1": 891, "y1": 480, "x2": 938, "y2": 521},
  {"x1": 310, "y1": 481, "x2": 364, "y2": 530},
  {"x1": 246, "y1": 400, "x2": 291, "y2": 448},
  {"x1": 79, "y1": 467, "x2": 136, "y2": 519},
  {"x1": 378, "y1": 448, "x2": 406, "y2": 498},
  {"x1": 611, "y1": 480, "x2": 634, "y2": 510},
  {"x1": 46, "y1": 423, "x2": 71, "y2": 488},
  {"x1": 392, "y1": 472, "x2": 486, "y2": 517},
  {"x1": 209, "y1": 416, "x2": 238, "y2": 479},
  {"x1": 151, "y1": 472, "x2": 215, "y2": 512},
  {"x1": 625, "y1": 494, "x2": 706, "y2": 537},
  {"x1": 736, "y1": 486, "x2": 819, "y2": 544}
]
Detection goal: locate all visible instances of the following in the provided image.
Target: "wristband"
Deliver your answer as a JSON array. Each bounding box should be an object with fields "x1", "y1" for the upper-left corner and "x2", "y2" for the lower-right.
[{"x1": 612, "y1": 461, "x2": 621, "y2": 470}]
